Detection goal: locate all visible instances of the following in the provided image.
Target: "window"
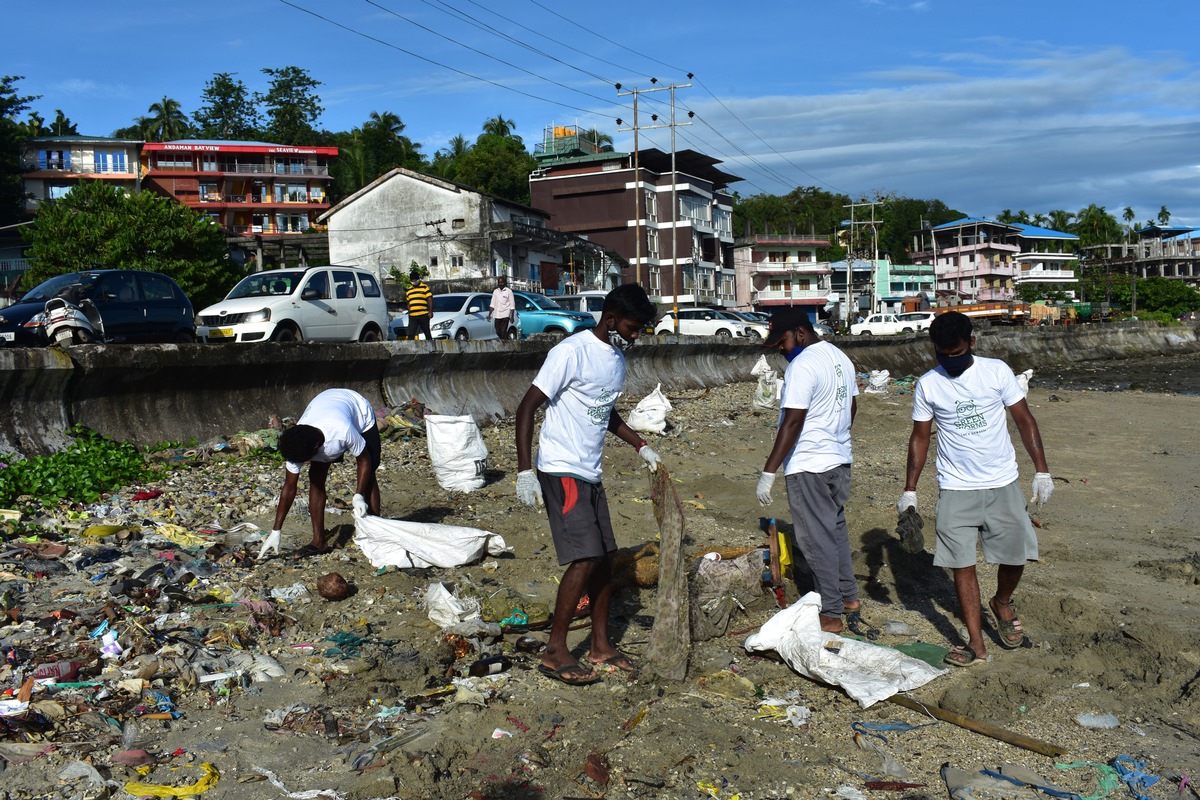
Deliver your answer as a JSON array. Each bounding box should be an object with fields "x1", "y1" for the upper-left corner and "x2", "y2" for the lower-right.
[
  {"x1": 452, "y1": 218, "x2": 465, "y2": 229},
  {"x1": 200, "y1": 183, "x2": 219, "y2": 201},
  {"x1": 200, "y1": 155, "x2": 218, "y2": 172},
  {"x1": 429, "y1": 256, "x2": 438, "y2": 269},
  {"x1": 41, "y1": 150, "x2": 69, "y2": 170},
  {"x1": 332, "y1": 270, "x2": 358, "y2": 299},
  {"x1": 646, "y1": 228, "x2": 659, "y2": 259},
  {"x1": 768, "y1": 251, "x2": 787, "y2": 263},
  {"x1": 93, "y1": 151, "x2": 127, "y2": 173},
  {"x1": 358, "y1": 272, "x2": 382, "y2": 297},
  {"x1": 644, "y1": 189, "x2": 657, "y2": 221},
  {"x1": 768, "y1": 279, "x2": 783, "y2": 292},
  {"x1": 48, "y1": 185, "x2": 72, "y2": 199},
  {"x1": 450, "y1": 254, "x2": 464, "y2": 269},
  {"x1": 139, "y1": 273, "x2": 176, "y2": 302},
  {"x1": 303, "y1": 271, "x2": 330, "y2": 299}
]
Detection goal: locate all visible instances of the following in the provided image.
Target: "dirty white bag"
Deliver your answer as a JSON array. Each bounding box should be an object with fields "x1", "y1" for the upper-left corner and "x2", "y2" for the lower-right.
[
  {"x1": 628, "y1": 383, "x2": 672, "y2": 434},
  {"x1": 426, "y1": 414, "x2": 489, "y2": 492},
  {"x1": 751, "y1": 356, "x2": 780, "y2": 410},
  {"x1": 744, "y1": 592, "x2": 944, "y2": 707},
  {"x1": 1016, "y1": 369, "x2": 1033, "y2": 398},
  {"x1": 355, "y1": 515, "x2": 511, "y2": 569},
  {"x1": 750, "y1": 354, "x2": 774, "y2": 378},
  {"x1": 864, "y1": 369, "x2": 890, "y2": 394},
  {"x1": 423, "y1": 582, "x2": 482, "y2": 628}
]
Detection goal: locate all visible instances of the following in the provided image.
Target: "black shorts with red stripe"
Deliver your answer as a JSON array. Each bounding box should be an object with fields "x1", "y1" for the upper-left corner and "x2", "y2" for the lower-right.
[{"x1": 537, "y1": 471, "x2": 616, "y2": 566}]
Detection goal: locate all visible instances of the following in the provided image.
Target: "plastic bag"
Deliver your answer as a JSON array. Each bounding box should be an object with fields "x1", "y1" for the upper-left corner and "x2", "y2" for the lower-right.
[
  {"x1": 355, "y1": 515, "x2": 511, "y2": 569},
  {"x1": 426, "y1": 415, "x2": 489, "y2": 492},
  {"x1": 423, "y1": 582, "x2": 482, "y2": 629},
  {"x1": 751, "y1": 355, "x2": 780, "y2": 409},
  {"x1": 628, "y1": 383, "x2": 672, "y2": 434},
  {"x1": 864, "y1": 369, "x2": 890, "y2": 394},
  {"x1": 1016, "y1": 368, "x2": 1033, "y2": 398}
]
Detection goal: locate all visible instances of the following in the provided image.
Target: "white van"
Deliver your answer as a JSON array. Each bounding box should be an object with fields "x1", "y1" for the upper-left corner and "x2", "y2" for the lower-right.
[
  {"x1": 554, "y1": 290, "x2": 607, "y2": 322},
  {"x1": 195, "y1": 266, "x2": 390, "y2": 343}
]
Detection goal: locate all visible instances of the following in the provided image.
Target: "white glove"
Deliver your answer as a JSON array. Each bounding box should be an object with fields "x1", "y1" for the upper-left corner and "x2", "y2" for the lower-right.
[
  {"x1": 352, "y1": 493, "x2": 368, "y2": 519},
  {"x1": 516, "y1": 469, "x2": 543, "y2": 509},
  {"x1": 1031, "y1": 473, "x2": 1054, "y2": 507},
  {"x1": 258, "y1": 529, "x2": 281, "y2": 559},
  {"x1": 897, "y1": 491, "x2": 918, "y2": 514},
  {"x1": 756, "y1": 472, "x2": 777, "y2": 506},
  {"x1": 638, "y1": 444, "x2": 662, "y2": 472}
]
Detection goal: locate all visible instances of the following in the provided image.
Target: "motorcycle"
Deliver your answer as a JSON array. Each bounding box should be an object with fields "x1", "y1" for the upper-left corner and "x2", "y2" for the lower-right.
[{"x1": 42, "y1": 296, "x2": 106, "y2": 345}]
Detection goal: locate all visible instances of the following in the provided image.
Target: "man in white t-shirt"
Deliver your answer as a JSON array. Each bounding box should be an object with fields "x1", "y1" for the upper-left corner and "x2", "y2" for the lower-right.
[
  {"x1": 900, "y1": 311, "x2": 1054, "y2": 668},
  {"x1": 514, "y1": 284, "x2": 660, "y2": 686},
  {"x1": 487, "y1": 275, "x2": 516, "y2": 340},
  {"x1": 755, "y1": 307, "x2": 860, "y2": 633},
  {"x1": 268, "y1": 388, "x2": 382, "y2": 559}
]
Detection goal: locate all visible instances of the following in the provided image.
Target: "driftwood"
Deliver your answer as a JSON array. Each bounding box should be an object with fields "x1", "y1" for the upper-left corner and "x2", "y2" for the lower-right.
[
  {"x1": 642, "y1": 465, "x2": 690, "y2": 681},
  {"x1": 886, "y1": 694, "x2": 1067, "y2": 757}
]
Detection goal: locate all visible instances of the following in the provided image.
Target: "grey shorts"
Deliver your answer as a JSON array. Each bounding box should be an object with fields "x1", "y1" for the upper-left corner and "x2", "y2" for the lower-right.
[
  {"x1": 934, "y1": 480, "x2": 1038, "y2": 568},
  {"x1": 537, "y1": 472, "x2": 616, "y2": 566}
]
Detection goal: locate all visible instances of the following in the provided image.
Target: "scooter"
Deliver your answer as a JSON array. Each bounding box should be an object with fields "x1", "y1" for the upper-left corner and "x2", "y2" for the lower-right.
[{"x1": 42, "y1": 296, "x2": 106, "y2": 345}]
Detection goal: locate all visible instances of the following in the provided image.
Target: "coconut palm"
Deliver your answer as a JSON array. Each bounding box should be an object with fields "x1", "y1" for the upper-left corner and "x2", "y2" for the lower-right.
[
  {"x1": 146, "y1": 97, "x2": 191, "y2": 142},
  {"x1": 1122, "y1": 206, "x2": 1136, "y2": 241},
  {"x1": 482, "y1": 114, "x2": 516, "y2": 138},
  {"x1": 430, "y1": 134, "x2": 472, "y2": 181},
  {"x1": 581, "y1": 127, "x2": 614, "y2": 151},
  {"x1": 1047, "y1": 209, "x2": 1074, "y2": 233},
  {"x1": 1158, "y1": 205, "x2": 1171, "y2": 225}
]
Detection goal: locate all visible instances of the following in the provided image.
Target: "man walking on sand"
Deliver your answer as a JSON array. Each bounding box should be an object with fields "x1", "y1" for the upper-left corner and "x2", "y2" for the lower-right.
[
  {"x1": 487, "y1": 274, "x2": 516, "y2": 340},
  {"x1": 900, "y1": 311, "x2": 1054, "y2": 667},
  {"x1": 264, "y1": 388, "x2": 382, "y2": 560},
  {"x1": 755, "y1": 307, "x2": 860, "y2": 633},
  {"x1": 514, "y1": 284, "x2": 660, "y2": 686}
]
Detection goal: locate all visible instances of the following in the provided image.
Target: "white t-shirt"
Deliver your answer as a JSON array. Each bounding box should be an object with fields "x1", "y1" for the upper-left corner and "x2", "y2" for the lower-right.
[
  {"x1": 285, "y1": 389, "x2": 376, "y2": 474},
  {"x1": 532, "y1": 331, "x2": 624, "y2": 483},
  {"x1": 912, "y1": 355, "x2": 1025, "y2": 490},
  {"x1": 779, "y1": 340, "x2": 858, "y2": 475},
  {"x1": 490, "y1": 287, "x2": 515, "y2": 319}
]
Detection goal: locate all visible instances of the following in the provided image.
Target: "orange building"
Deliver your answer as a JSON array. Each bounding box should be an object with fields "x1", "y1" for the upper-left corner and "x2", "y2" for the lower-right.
[{"x1": 141, "y1": 140, "x2": 337, "y2": 237}]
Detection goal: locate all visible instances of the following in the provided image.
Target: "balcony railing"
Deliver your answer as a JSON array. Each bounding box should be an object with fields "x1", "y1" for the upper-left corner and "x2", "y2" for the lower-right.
[
  {"x1": 152, "y1": 161, "x2": 330, "y2": 176},
  {"x1": 753, "y1": 261, "x2": 830, "y2": 274},
  {"x1": 21, "y1": 159, "x2": 137, "y2": 175},
  {"x1": 1016, "y1": 269, "x2": 1078, "y2": 282},
  {"x1": 754, "y1": 289, "x2": 830, "y2": 301}
]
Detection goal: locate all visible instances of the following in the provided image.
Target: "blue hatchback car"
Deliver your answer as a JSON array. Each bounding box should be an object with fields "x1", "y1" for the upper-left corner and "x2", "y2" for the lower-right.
[{"x1": 512, "y1": 291, "x2": 596, "y2": 338}]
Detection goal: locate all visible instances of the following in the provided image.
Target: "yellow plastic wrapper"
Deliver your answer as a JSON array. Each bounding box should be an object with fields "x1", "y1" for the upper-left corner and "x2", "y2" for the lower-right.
[
  {"x1": 82, "y1": 525, "x2": 139, "y2": 538},
  {"x1": 123, "y1": 762, "x2": 219, "y2": 797},
  {"x1": 153, "y1": 524, "x2": 209, "y2": 548}
]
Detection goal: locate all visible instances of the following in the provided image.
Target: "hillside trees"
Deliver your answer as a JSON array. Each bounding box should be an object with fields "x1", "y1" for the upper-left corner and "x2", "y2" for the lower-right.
[
  {"x1": 0, "y1": 76, "x2": 38, "y2": 225},
  {"x1": 193, "y1": 73, "x2": 260, "y2": 140}
]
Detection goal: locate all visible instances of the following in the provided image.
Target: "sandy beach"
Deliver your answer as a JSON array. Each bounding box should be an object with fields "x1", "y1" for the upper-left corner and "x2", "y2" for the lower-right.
[{"x1": 0, "y1": 374, "x2": 1197, "y2": 799}]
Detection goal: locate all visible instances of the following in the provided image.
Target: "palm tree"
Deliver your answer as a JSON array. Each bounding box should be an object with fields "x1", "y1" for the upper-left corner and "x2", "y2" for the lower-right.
[
  {"x1": 430, "y1": 134, "x2": 471, "y2": 181},
  {"x1": 1047, "y1": 209, "x2": 1074, "y2": 233},
  {"x1": 49, "y1": 109, "x2": 78, "y2": 136},
  {"x1": 19, "y1": 111, "x2": 46, "y2": 138},
  {"x1": 482, "y1": 115, "x2": 517, "y2": 139},
  {"x1": 146, "y1": 97, "x2": 190, "y2": 142},
  {"x1": 580, "y1": 127, "x2": 614, "y2": 152},
  {"x1": 368, "y1": 110, "x2": 405, "y2": 141},
  {"x1": 1158, "y1": 205, "x2": 1171, "y2": 225},
  {"x1": 1122, "y1": 206, "x2": 1136, "y2": 241}
]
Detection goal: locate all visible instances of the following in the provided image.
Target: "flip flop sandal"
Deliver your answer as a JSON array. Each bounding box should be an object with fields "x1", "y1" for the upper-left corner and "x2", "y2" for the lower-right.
[
  {"x1": 288, "y1": 544, "x2": 332, "y2": 561},
  {"x1": 537, "y1": 663, "x2": 601, "y2": 686},
  {"x1": 988, "y1": 597, "x2": 1028, "y2": 649},
  {"x1": 588, "y1": 654, "x2": 637, "y2": 674},
  {"x1": 943, "y1": 644, "x2": 992, "y2": 668}
]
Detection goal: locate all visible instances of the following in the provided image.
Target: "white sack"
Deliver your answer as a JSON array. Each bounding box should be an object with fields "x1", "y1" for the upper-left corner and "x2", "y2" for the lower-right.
[
  {"x1": 355, "y1": 514, "x2": 510, "y2": 569},
  {"x1": 423, "y1": 582, "x2": 482, "y2": 628},
  {"x1": 627, "y1": 383, "x2": 672, "y2": 434},
  {"x1": 426, "y1": 414, "x2": 489, "y2": 492},
  {"x1": 750, "y1": 354, "x2": 775, "y2": 377},
  {"x1": 864, "y1": 369, "x2": 890, "y2": 395},
  {"x1": 744, "y1": 591, "x2": 944, "y2": 707},
  {"x1": 1016, "y1": 369, "x2": 1033, "y2": 398},
  {"x1": 751, "y1": 356, "x2": 780, "y2": 410}
]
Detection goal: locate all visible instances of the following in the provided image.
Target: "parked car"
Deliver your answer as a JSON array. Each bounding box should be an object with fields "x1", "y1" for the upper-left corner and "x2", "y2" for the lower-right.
[
  {"x1": 554, "y1": 290, "x2": 608, "y2": 322},
  {"x1": 0, "y1": 269, "x2": 194, "y2": 347},
  {"x1": 850, "y1": 313, "x2": 905, "y2": 336},
  {"x1": 512, "y1": 291, "x2": 596, "y2": 337},
  {"x1": 896, "y1": 311, "x2": 937, "y2": 332},
  {"x1": 389, "y1": 292, "x2": 511, "y2": 341},
  {"x1": 654, "y1": 308, "x2": 754, "y2": 338},
  {"x1": 813, "y1": 320, "x2": 835, "y2": 337},
  {"x1": 724, "y1": 310, "x2": 770, "y2": 338},
  {"x1": 195, "y1": 266, "x2": 388, "y2": 343}
]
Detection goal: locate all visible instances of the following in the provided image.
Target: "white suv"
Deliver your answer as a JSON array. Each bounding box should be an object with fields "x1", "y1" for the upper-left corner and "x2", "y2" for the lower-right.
[
  {"x1": 896, "y1": 311, "x2": 937, "y2": 332},
  {"x1": 655, "y1": 308, "x2": 753, "y2": 338},
  {"x1": 195, "y1": 266, "x2": 389, "y2": 343},
  {"x1": 850, "y1": 313, "x2": 904, "y2": 336}
]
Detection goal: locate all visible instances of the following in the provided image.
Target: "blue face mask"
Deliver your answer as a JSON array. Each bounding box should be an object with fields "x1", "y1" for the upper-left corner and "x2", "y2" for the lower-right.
[
  {"x1": 784, "y1": 344, "x2": 805, "y2": 362},
  {"x1": 937, "y1": 350, "x2": 973, "y2": 377}
]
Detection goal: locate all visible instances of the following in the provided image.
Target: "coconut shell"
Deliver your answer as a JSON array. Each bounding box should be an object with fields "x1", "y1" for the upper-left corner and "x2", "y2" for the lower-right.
[{"x1": 316, "y1": 572, "x2": 350, "y2": 601}]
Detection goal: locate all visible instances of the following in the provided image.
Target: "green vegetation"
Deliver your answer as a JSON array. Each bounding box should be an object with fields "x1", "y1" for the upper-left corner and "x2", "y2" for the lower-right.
[{"x1": 0, "y1": 428, "x2": 150, "y2": 507}]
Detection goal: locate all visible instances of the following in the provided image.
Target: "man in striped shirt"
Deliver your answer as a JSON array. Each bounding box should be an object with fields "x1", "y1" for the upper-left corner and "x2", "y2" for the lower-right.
[{"x1": 405, "y1": 269, "x2": 433, "y2": 340}]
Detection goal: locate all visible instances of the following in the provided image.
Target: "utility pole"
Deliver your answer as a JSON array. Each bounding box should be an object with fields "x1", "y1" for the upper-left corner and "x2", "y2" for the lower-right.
[
  {"x1": 617, "y1": 78, "x2": 692, "y2": 331},
  {"x1": 843, "y1": 201, "x2": 879, "y2": 323}
]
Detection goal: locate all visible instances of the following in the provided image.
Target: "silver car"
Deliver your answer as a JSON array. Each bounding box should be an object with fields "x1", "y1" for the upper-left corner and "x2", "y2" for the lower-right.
[{"x1": 390, "y1": 292, "x2": 508, "y2": 341}]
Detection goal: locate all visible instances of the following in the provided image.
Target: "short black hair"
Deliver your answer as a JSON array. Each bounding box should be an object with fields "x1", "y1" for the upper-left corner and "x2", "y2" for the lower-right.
[
  {"x1": 409, "y1": 269, "x2": 421, "y2": 282},
  {"x1": 279, "y1": 424, "x2": 324, "y2": 463},
  {"x1": 602, "y1": 283, "x2": 657, "y2": 325},
  {"x1": 929, "y1": 311, "x2": 972, "y2": 350}
]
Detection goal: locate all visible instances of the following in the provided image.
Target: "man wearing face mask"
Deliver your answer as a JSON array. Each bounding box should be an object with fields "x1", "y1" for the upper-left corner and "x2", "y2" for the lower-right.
[
  {"x1": 756, "y1": 307, "x2": 860, "y2": 633},
  {"x1": 900, "y1": 311, "x2": 1053, "y2": 668}
]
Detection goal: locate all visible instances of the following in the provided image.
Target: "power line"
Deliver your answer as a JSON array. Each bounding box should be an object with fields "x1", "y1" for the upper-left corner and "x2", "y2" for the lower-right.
[{"x1": 525, "y1": 0, "x2": 690, "y2": 77}]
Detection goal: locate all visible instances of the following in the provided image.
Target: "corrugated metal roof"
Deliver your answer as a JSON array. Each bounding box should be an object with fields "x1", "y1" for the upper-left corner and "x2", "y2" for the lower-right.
[{"x1": 1010, "y1": 223, "x2": 1078, "y2": 240}]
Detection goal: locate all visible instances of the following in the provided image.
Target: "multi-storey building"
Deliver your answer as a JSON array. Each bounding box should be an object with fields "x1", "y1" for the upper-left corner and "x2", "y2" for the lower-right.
[
  {"x1": 21, "y1": 134, "x2": 142, "y2": 215},
  {"x1": 528, "y1": 126, "x2": 739, "y2": 305},
  {"x1": 912, "y1": 217, "x2": 1077, "y2": 302},
  {"x1": 141, "y1": 140, "x2": 337, "y2": 237},
  {"x1": 731, "y1": 233, "x2": 832, "y2": 318}
]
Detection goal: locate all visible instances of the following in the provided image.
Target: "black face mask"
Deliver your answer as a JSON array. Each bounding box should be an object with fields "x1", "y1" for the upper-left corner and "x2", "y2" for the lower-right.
[{"x1": 937, "y1": 350, "x2": 973, "y2": 377}]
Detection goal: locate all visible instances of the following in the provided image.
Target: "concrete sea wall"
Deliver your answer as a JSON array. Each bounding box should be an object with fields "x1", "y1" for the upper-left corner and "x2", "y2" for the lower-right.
[{"x1": 2, "y1": 322, "x2": 1196, "y2": 456}]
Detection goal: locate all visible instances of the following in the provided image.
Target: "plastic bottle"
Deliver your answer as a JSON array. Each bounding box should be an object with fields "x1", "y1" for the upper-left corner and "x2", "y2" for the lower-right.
[
  {"x1": 467, "y1": 656, "x2": 512, "y2": 677},
  {"x1": 32, "y1": 660, "x2": 84, "y2": 681}
]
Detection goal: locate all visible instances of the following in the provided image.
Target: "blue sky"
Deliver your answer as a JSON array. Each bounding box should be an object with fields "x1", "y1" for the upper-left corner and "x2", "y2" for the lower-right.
[{"x1": 13, "y1": 0, "x2": 1200, "y2": 227}]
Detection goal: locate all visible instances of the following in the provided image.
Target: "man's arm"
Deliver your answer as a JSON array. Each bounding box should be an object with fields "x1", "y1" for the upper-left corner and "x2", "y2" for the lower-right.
[
  {"x1": 850, "y1": 396, "x2": 858, "y2": 428},
  {"x1": 273, "y1": 469, "x2": 299, "y2": 530},
  {"x1": 1008, "y1": 399, "x2": 1049, "y2": 473},
  {"x1": 607, "y1": 410, "x2": 644, "y2": 448},
  {"x1": 763, "y1": 408, "x2": 807, "y2": 474},
  {"x1": 904, "y1": 419, "x2": 933, "y2": 491},
  {"x1": 515, "y1": 385, "x2": 548, "y2": 471},
  {"x1": 354, "y1": 452, "x2": 372, "y2": 496}
]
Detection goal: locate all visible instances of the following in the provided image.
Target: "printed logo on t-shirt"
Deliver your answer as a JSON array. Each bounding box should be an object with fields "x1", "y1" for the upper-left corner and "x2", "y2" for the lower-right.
[
  {"x1": 587, "y1": 387, "x2": 618, "y2": 426},
  {"x1": 953, "y1": 399, "x2": 987, "y2": 432},
  {"x1": 834, "y1": 364, "x2": 847, "y2": 412}
]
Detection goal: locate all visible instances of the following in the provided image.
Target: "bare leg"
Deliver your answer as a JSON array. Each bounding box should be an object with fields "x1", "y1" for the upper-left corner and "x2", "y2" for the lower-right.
[
  {"x1": 584, "y1": 553, "x2": 623, "y2": 662},
  {"x1": 308, "y1": 461, "x2": 330, "y2": 550},
  {"x1": 952, "y1": 565, "x2": 987, "y2": 659},
  {"x1": 541, "y1": 558, "x2": 598, "y2": 677},
  {"x1": 993, "y1": 563, "x2": 1024, "y2": 612}
]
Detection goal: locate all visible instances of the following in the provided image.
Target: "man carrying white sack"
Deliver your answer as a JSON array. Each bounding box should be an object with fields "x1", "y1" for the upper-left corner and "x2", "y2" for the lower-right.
[
  {"x1": 261, "y1": 388, "x2": 382, "y2": 560},
  {"x1": 900, "y1": 311, "x2": 1053, "y2": 668}
]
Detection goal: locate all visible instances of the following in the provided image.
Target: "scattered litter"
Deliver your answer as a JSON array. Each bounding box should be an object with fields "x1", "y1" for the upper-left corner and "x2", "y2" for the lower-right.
[{"x1": 1076, "y1": 712, "x2": 1120, "y2": 730}]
